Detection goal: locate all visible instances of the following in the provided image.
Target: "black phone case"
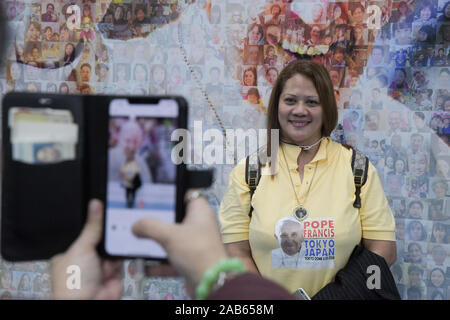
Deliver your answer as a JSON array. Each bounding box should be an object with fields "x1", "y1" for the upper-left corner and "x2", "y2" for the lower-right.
[{"x1": 1, "y1": 93, "x2": 191, "y2": 262}]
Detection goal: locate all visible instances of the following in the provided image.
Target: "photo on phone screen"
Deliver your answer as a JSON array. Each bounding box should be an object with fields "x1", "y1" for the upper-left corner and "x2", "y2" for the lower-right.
[{"x1": 105, "y1": 98, "x2": 179, "y2": 258}]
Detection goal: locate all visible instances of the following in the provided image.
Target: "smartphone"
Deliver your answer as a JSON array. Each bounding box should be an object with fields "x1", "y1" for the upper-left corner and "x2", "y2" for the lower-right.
[
  {"x1": 293, "y1": 288, "x2": 311, "y2": 300},
  {"x1": 103, "y1": 97, "x2": 187, "y2": 259}
]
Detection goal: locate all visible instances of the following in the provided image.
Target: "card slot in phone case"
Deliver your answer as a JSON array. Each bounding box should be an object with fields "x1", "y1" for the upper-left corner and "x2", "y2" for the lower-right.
[{"x1": 1, "y1": 160, "x2": 86, "y2": 261}]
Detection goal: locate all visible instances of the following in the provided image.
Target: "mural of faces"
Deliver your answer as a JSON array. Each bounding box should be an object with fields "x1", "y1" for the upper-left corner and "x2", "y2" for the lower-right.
[{"x1": 2, "y1": 0, "x2": 450, "y2": 301}]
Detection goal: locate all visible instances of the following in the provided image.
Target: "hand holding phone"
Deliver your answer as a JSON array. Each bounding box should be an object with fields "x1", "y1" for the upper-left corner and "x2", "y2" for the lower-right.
[
  {"x1": 132, "y1": 190, "x2": 228, "y2": 296},
  {"x1": 51, "y1": 200, "x2": 123, "y2": 300}
]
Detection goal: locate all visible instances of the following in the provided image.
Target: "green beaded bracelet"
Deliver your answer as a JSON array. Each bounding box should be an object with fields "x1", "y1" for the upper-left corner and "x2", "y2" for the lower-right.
[{"x1": 195, "y1": 258, "x2": 246, "y2": 300}]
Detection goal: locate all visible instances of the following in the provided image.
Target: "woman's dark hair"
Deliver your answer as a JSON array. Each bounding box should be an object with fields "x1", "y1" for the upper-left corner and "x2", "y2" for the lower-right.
[{"x1": 266, "y1": 60, "x2": 338, "y2": 156}]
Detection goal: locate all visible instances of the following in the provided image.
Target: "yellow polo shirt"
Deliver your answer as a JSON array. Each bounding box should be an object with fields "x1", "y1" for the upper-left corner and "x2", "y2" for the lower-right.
[{"x1": 219, "y1": 137, "x2": 395, "y2": 297}]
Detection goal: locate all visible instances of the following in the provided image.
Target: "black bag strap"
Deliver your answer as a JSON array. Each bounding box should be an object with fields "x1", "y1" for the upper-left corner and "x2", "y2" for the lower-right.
[{"x1": 351, "y1": 148, "x2": 369, "y2": 209}]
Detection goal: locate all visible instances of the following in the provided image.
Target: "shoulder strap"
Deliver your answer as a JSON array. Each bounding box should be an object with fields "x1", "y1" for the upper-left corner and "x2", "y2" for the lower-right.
[
  {"x1": 351, "y1": 148, "x2": 369, "y2": 209},
  {"x1": 245, "y1": 149, "x2": 263, "y2": 218}
]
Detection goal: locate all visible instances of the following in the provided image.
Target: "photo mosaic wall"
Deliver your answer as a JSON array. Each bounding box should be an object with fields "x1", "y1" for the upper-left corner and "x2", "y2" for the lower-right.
[{"x1": 0, "y1": 0, "x2": 449, "y2": 300}]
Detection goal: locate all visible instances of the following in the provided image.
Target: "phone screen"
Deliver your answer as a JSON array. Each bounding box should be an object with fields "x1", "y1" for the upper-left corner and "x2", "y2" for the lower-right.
[{"x1": 105, "y1": 98, "x2": 179, "y2": 258}]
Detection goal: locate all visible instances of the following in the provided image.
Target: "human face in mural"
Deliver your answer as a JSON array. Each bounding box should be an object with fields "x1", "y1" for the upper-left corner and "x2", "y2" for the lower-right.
[
  {"x1": 351, "y1": 7, "x2": 365, "y2": 25},
  {"x1": 329, "y1": 70, "x2": 340, "y2": 87},
  {"x1": 432, "y1": 246, "x2": 446, "y2": 265},
  {"x1": 408, "y1": 244, "x2": 422, "y2": 262},
  {"x1": 248, "y1": 25, "x2": 263, "y2": 45},
  {"x1": 388, "y1": 111, "x2": 402, "y2": 131},
  {"x1": 372, "y1": 48, "x2": 384, "y2": 65},
  {"x1": 135, "y1": 65, "x2": 147, "y2": 82},
  {"x1": 408, "y1": 202, "x2": 423, "y2": 219},
  {"x1": 266, "y1": 24, "x2": 281, "y2": 44},
  {"x1": 409, "y1": 222, "x2": 424, "y2": 241},
  {"x1": 65, "y1": 43, "x2": 74, "y2": 57},
  {"x1": 26, "y1": 23, "x2": 40, "y2": 41},
  {"x1": 408, "y1": 269, "x2": 422, "y2": 286},
  {"x1": 433, "y1": 181, "x2": 447, "y2": 198},
  {"x1": 271, "y1": 5, "x2": 281, "y2": 17},
  {"x1": 409, "y1": 152, "x2": 428, "y2": 177},
  {"x1": 266, "y1": 68, "x2": 278, "y2": 86},
  {"x1": 430, "y1": 269, "x2": 445, "y2": 287},
  {"x1": 310, "y1": 26, "x2": 321, "y2": 43},
  {"x1": 267, "y1": 46, "x2": 275, "y2": 58},
  {"x1": 248, "y1": 93, "x2": 259, "y2": 105},
  {"x1": 243, "y1": 69, "x2": 256, "y2": 86},
  {"x1": 394, "y1": 69, "x2": 406, "y2": 86},
  {"x1": 80, "y1": 65, "x2": 91, "y2": 82},
  {"x1": 432, "y1": 224, "x2": 446, "y2": 243},
  {"x1": 333, "y1": 5, "x2": 342, "y2": 21},
  {"x1": 395, "y1": 26, "x2": 412, "y2": 44},
  {"x1": 411, "y1": 135, "x2": 424, "y2": 152},
  {"x1": 115, "y1": 6, "x2": 124, "y2": 21},
  {"x1": 419, "y1": 6, "x2": 432, "y2": 22},
  {"x1": 153, "y1": 66, "x2": 165, "y2": 86}
]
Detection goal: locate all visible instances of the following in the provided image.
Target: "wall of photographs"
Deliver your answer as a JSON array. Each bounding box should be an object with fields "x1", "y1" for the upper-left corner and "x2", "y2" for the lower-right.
[{"x1": 0, "y1": 0, "x2": 449, "y2": 300}]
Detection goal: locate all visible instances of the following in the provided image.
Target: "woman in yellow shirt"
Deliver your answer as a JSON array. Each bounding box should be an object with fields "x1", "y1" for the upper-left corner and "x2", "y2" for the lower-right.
[{"x1": 219, "y1": 60, "x2": 397, "y2": 297}]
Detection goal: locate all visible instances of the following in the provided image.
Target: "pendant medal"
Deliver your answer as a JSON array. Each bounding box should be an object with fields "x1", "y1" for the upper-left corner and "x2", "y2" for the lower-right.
[{"x1": 293, "y1": 206, "x2": 308, "y2": 221}]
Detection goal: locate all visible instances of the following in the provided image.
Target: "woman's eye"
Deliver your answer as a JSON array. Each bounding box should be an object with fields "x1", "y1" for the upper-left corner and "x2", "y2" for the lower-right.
[
  {"x1": 285, "y1": 98, "x2": 296, "y2": 104},
  {"x1": 307, "y1": 100, "x2": 319, "y2": 105}
]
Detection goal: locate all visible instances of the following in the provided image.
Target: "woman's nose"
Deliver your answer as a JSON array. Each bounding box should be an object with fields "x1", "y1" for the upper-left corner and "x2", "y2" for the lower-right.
[{"x1": 291, "y1": 100, "x2": 308, "y2": 115}]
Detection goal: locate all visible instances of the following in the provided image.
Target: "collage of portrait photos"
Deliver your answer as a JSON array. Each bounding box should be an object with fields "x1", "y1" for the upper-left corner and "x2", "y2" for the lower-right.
[{"x1": 0, "y1": 0, "x2": 449, "y2": 300}]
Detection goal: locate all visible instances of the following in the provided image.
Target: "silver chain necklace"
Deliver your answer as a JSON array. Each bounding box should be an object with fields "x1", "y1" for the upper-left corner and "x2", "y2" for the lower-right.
[
  {"x1": 281, "y1": 145, "x2": 319, "y2": 221},
  {"x1": 298, "y1": 137, "x2": 325, "y2": 150},
  {"x1": 282, "y1": 137, "x2": 325, "y2": 151}
]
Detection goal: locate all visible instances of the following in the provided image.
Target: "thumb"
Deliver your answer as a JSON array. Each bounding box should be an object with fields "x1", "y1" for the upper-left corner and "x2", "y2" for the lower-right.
[
  {"x1": 132, "y1": 217, "x2": 174, "y2": 248},
  {"x1": 75, "y1": 199, "x2": 104, "y2": 249}
]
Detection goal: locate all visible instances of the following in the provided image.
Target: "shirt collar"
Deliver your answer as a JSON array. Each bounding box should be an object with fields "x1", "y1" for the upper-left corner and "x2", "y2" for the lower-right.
[{"x1": 279, "y1": 137, "x2": 330, "y2": 168}]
